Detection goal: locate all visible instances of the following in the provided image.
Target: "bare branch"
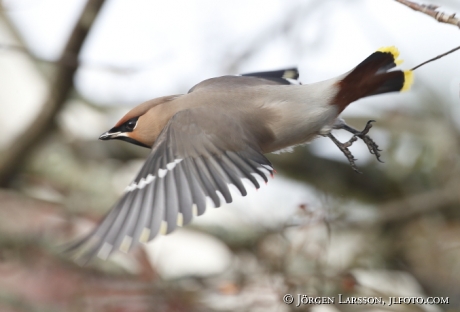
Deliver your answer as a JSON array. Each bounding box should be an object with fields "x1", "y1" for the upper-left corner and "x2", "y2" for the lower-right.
[
  {"x1": 395, "y1": 0, "x2": 460, "y2": 28},
  {"x1": 393, "y1": 1, "x2": 460, "y2": 70},
  {"x1": 374, "y1": 178, "x2": 460, "y2": 225},
  {"x1": 0, "y1": 0, "x2": 107, "y2": 187},
  {"x1": 338, "y1": 178, "x2": 460, "y2": 229},
  {"x1": 0, "y1": 43, "x2": 138, "y2": 75}
]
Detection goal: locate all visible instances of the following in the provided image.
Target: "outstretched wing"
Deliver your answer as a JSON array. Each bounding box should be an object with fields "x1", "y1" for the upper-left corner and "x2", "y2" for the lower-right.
[{"x1": 68, "y1": 107, "x2": 274, "y2": 263}]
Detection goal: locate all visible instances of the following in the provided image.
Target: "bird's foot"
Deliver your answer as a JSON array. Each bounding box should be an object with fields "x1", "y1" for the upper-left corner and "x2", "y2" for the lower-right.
[
  {"x1": 340, "y1": 120, "x2": 383, "y2": 163},
  {"x1": 326, "y1": 133, "x2": 361, "y2": 173},
  {"x1": 326, "y1": 120, "x2": 383, "y2": 173}
]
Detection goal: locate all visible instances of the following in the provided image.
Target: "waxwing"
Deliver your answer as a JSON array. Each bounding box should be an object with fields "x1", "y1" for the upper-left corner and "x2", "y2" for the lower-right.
[{"x1": 68, "y1": 46, "x2": 413, "y2": 263}]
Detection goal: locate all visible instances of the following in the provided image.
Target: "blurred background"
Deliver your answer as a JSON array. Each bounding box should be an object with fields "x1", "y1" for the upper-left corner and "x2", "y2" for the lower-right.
[{"x1": 0, "y1": 0, "x2": 459, "y2": 311}]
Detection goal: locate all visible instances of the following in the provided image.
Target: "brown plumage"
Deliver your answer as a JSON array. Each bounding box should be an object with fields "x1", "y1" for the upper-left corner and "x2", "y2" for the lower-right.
[{"x1": 67, "y1": 46, "x2": 413, "y2": 263}]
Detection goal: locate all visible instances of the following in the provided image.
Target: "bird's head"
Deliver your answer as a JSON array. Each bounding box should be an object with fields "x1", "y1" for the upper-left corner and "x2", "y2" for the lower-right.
[
  {"x1": 99, "y1": 115, "x2": 151, "y2": 148},
  {"x1": 99, "y1": 95, "x2": 180, "y2": 148}
]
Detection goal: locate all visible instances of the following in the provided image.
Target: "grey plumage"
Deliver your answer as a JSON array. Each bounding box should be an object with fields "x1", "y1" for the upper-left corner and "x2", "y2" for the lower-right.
[
  {"x1": 68, "y1": 47, "x2": 414, "y2": 262},
  {"x1": 70, "y1": 107, "x2": 274, "y2": 262}
]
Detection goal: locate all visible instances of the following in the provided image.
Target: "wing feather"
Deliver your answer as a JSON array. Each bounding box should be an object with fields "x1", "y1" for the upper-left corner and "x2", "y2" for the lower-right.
[
  {"x1": 225, "y1": 152, "x2": 261, "y2": 188},
  {"x1": 164, "y1": 168, "x2": 179, "y2": 234},
  {"x1": 204, "y1": 156, "x2": 233, "y2": 203},
  {"x1": 67, "y1": 107, "x2": 275, "y2": 262},
  {"x1": 173, "y1": 162, "x2": 194, "y2": 225},
  {"x1": 191, "y1": 156, "x2": 221, "y2": 207},
  {"x1": 218, "y1": 154, "x2": 247, "y2": 196},
  {"x1": 148, "y1": 177, "x2": 165, "y2": 240},
  {"x1": 131, "y1": 179, "x2": 155, "y2": 244},
  {"x1": 182, "y1": 158, "x2": 207, "y2": 216}
]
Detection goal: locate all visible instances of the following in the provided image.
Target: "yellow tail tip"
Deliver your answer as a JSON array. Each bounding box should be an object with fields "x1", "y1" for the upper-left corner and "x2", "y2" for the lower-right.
[
  {"x1": 377, "y1": 46, "x2": 400, "y2": 58},
  {"x1": 401, "y1": 70, "x2": 413, "y2": 92},
  {"x1": 378, "y1": 46, "x2": 403, "y2": 65}
]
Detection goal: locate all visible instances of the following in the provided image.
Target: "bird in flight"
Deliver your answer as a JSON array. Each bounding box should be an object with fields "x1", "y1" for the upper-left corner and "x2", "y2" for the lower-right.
[{"x1": 67, "y1": 46, "x2": 413, "y2": 263}]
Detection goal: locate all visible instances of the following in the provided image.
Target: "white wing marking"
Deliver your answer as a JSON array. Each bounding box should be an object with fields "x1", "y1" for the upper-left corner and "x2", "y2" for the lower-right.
[{"x1": 125, "y1": 159, "x2": 183, "y2": 191}]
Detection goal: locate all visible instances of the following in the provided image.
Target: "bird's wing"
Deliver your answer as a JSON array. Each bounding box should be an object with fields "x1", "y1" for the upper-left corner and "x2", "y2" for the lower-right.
[
  {"x1": 188, "y1": 68, "x2": 300, "y2": 93},
  {"x1": 241, "y1": 67, "x2": 299, "y2": 85},
  {"x1": 68, "y1": 107, "x2": 274, "y2": 263}
]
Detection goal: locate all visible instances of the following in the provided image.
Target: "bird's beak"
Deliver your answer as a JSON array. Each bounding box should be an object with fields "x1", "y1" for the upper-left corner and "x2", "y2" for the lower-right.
[
  {"x1": 98, "y1": 130, "x2": 149, "y2": 148},
  {"x1": 99, "y1": 131, "x2": 120, "y2": 140}
]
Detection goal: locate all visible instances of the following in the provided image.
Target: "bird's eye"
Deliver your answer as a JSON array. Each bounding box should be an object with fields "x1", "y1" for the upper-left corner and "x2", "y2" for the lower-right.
[{"x1": 125, "y1": 118, "x2": 138, "y2": 131}]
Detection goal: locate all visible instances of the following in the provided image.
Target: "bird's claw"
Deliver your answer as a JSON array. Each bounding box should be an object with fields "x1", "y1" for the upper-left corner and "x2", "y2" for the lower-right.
[
  {"x1": 351, "y1": 120, "x2": 383, "y2": 163},
  {"x1": 326, "y1": 133, "x2": 362, "y2": 174},
  {"x1": 327, "y1": 120, "x2": 383, "y2": 172}
]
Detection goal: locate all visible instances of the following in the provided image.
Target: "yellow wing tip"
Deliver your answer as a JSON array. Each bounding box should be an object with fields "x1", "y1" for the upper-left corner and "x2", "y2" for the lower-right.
[
  {"x1": 159, "y1": 220, "x2": 168, "y2": 235},
  {"x1": 140, "y1": 228, "x2": 150, "y2": 243},
  {"x1": 378, "y1": 46, "x2": 403, "y2": 65},
  {"x1": 401, "y1": 70, "x2": 414, "y2": 92},
  {"x1": 282, "y1": 69, "x2": 298, "y2": 79}
]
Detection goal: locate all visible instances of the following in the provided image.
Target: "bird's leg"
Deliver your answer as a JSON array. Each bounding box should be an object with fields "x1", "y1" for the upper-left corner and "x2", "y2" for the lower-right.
[
  {"x1": 336, "y1": 120, "x2": 383, "y2": 163},
  {"x1": 325, "y1": 133, "x2": 361, "y2": 173}
]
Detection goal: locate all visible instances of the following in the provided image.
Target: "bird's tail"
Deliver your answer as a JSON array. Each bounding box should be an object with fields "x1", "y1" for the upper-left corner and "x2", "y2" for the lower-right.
[{"x1": 334, "y1": 46, "x2": 414, "y2": 112}]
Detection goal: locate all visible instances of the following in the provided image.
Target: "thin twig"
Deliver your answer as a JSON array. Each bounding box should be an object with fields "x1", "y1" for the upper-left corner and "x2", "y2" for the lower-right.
[
  {"x1": 394, "y1": 0, "x2": 460, "y2": 70},
  {"x1": 395, "y1": 0, "x2": 460, "y2": 28},
  {"x1": 412, "y1": 44, "x2": 460, "y2": 70}
]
